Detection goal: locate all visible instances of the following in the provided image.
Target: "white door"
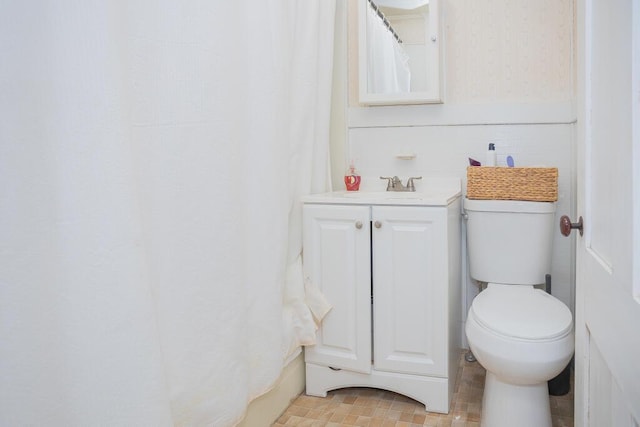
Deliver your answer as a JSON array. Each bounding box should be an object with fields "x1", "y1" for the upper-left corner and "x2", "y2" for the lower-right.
[
  {"x1": 372, "y1": 206, "x2": 447, "y2": 377},
  {"x1": 303, "y1": 204, "x2": 372, "y2": 374},
  {"x1": 574, "y1": 0, "x2": 640, "y2": 425}
]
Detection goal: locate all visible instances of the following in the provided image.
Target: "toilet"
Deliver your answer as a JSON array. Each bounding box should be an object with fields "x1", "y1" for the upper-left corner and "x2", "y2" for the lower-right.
[{"x1": 464, "y1": 198, "x2": 574, "y2": 427}]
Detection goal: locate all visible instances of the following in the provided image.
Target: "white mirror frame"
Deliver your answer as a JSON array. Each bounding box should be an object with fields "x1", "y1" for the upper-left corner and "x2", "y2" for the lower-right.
[{"x1": 357, "y1": 0, "x2": 443, "y2": 105}]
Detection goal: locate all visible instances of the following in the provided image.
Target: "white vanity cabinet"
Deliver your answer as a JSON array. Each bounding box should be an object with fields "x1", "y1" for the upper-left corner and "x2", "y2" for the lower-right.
[
  {"x1": 303, "y1": 204, "x2": 372, "y2": 374},
  {"x1": 302, "y1": 188, "x2": 461, "y2": 413}
]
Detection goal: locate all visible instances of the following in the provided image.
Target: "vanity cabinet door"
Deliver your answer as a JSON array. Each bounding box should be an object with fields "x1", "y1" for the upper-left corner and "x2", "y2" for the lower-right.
[
  {"x1": 372, "y1": 206, "x2": 448, "y2": 377},
  {"x1": 303, "y1": 204, "x2": 372, "y2": 374}
]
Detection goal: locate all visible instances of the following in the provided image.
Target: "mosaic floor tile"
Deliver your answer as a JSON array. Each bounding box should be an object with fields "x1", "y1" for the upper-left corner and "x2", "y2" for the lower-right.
[{"x1": 274, "y1": 352, "x2": 573, "y2": 426}]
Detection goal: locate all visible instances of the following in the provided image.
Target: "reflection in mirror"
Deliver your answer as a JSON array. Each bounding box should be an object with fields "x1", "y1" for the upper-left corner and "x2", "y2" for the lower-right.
[
  {"x1": 358, "y1": 0, "x2": 442, "y2": 105},
  {"x1": 364, "y1": 0, "x2": 412, "y2": 94}
]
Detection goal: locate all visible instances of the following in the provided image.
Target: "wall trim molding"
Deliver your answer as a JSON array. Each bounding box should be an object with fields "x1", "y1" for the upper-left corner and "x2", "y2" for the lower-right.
[
  {"x1": 348, "y1": 101, "x2": 576, "y2": 128},
  {"x1": 236, "y1": 353, "x2": 305, "y2": 427}
]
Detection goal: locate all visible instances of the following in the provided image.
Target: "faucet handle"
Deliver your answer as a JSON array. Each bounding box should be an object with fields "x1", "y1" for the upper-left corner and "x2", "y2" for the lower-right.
[
  {"x1": 406, "y1": 176, "x2": 422, "y2": 192},
  {"x1": 380, "y1": 176, "x2": 395, "y2": 191}
]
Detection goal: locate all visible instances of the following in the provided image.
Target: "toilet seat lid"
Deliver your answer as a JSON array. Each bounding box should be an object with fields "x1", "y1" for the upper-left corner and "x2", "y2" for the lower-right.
[{"x1": 470, "y1": 284, "x2": 573, "y2": 341}]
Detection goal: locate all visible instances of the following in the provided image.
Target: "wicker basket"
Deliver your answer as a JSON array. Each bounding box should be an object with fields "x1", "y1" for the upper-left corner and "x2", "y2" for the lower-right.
[{"x1": 466, "y1": 166, "x2": 558, "y2": 202}]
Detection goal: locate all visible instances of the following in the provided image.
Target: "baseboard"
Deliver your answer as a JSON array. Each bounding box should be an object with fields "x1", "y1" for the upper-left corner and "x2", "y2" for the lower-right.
[{"x1": 236, "y1": 352, "x2": 305, "y2": 427}]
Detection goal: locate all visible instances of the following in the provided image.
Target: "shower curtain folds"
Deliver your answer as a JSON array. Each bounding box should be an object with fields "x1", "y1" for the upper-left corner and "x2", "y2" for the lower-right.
[
  {"x1": 365, "y1": 0, "x2": 411, "y2": 94},
  {"x1": 0, "y1": 1, "x2": 336, "y2": 426}
]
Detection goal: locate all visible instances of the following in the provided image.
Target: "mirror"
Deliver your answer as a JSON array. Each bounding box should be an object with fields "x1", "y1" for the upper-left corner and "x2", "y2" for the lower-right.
[{"x1": 358, "y1": 0, "x2": 443, "y2": 105}]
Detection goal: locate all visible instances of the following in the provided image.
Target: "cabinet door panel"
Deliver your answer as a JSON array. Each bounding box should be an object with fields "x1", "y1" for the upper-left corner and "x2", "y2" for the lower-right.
[
  {"x1": 372, "y1": 206, "x2": 447, "y2": 377},
  {"x1": 303, "y1": 204, "x2": 371, "y2": 374}
]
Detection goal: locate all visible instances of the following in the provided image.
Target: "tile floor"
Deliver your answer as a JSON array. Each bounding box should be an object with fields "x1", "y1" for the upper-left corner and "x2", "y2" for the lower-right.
[{"x1": 274, "y1": 353, "x2": 574, "y2": 426}]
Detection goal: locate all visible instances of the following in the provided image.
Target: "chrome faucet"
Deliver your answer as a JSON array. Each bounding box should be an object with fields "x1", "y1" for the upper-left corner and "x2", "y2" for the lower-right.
[{"x1": 380, "y1": 176, "x2": 422, "y2": 192}]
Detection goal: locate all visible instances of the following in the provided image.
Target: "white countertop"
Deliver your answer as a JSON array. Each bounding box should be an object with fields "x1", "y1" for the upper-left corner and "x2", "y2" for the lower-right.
[{"x1": 303, "y1": 177, "x2": 461, "y2": 207}]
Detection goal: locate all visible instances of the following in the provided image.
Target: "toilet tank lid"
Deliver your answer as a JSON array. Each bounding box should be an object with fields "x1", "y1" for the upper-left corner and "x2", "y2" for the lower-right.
[
  {"x1": 464, "y1": 198, "x2": 556, "y2": 213},
  {"x1": 470, "y1": 285, "x2": 573, "y2": 341}
]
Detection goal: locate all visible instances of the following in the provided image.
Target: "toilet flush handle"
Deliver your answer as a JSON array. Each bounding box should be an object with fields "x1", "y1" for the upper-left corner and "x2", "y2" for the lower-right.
[{"x1": 559, "y1": 215, "x2": 583, "y2": 237}]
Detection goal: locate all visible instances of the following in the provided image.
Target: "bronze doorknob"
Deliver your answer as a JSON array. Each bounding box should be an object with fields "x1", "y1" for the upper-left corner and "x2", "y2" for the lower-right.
[{"x1": 560, "y1": 215, "x2": 583, "y2": 237}]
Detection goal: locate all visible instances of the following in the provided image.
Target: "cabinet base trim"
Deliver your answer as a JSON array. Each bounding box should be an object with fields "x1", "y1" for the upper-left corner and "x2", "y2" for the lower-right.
[{"x1": 304, "y1": 362, "x2": 451, "y2": 413}]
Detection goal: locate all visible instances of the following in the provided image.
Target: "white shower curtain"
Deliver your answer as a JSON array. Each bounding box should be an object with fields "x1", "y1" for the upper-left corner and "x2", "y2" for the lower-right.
[{"x1": 0, "y1": 1, "x2": 335, "y2": 426}]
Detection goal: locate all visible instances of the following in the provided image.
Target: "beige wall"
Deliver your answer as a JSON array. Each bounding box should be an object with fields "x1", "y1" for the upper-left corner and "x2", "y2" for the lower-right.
[
  {"x1": 237, "y1": 353, "x2": 305, "y2": 427},
  {"x1": 444, "y1": 0, "x2": 574, "y2": 103},
  {"x1": 346, "y1": 0, "x2": 575, "y2": 106}
]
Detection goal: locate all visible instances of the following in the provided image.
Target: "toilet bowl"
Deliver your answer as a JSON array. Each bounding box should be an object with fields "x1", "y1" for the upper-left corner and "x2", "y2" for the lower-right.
[
  {"x1": 466, "y1": 284, "x2": 573, "y2": 427},
  {"x1": 463, "y1": 198, "x2": 574, "y2": 427}
]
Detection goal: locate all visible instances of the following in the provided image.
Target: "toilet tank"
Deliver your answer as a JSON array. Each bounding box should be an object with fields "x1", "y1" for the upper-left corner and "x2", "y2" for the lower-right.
[{"x1": 464, "y1": 198, "x2": 556, "y2": 285}]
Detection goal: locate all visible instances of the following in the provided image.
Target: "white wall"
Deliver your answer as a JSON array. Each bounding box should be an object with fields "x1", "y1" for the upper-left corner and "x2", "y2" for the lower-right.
[{"x1": 331, "y1": 0, "x2": 577, "y2": 346}]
